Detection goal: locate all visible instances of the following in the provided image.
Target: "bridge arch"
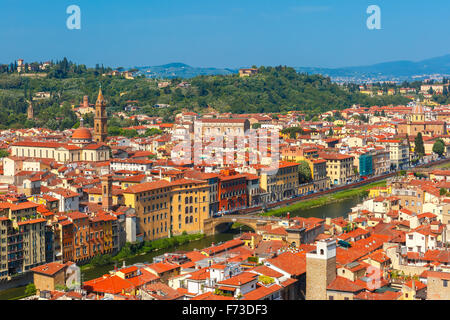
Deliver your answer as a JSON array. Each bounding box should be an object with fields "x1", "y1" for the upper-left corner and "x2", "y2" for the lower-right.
[
  {"x1": 203, "y1": 215, "x2": 281, "y2": 235},
  {"x1": 213, "y1": 220, "x2": 256, "y2": 234}
]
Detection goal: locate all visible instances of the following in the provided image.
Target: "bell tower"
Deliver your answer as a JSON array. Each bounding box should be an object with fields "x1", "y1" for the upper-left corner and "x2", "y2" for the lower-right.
[
  {"x1": 94, "y1": 87, "x2": 108, "y2": 143},
  {"x1": 306, "y1": 239, "x2": 337, "y2": 300},
  {"x1": 101, "y1": 174, "x2": 113, "y2": 211}
]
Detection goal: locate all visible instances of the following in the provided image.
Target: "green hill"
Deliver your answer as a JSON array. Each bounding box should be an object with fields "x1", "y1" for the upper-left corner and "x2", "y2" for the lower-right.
[{"x1": 0, "y1": 63, "x2": 411, "y2": 129}]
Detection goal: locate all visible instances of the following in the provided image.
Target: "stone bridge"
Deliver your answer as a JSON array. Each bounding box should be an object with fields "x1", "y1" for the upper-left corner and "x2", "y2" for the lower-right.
[{"x1": 203, "y1": 215, "x2": 284, "y2": 235}]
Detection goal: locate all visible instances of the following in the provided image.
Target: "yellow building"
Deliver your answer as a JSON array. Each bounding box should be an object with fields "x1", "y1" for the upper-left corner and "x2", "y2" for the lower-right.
[
  {"x1": 85, "y1": 187, "x2": 124, "y2": 206},
  {"x1": 28, "y1": 194, "x2": 59, "y2": 212},
  {"x1": 401, "y1": 280, "x2": 427, "y2": 300},
  {"x1": 360, "y1": 90, "x2": 373, "y2": 96},
  {"x1": 281, "y1": 146, "x2": 318, "y2": 162},
  {"x1": 368, "y1": 186, "x2": 392, "y2": 198},
  {"x1": 123, "y1": 180, "x2": 172, "y2": 241},
  {"x1": 123, "y1": 178, "x2": 210, "y2": 241},
  {"x1": 333, "y1": 120, "x2": 346, "y2": 126},
  {"x1": 298, "y1": 182, "x2": 314, "y2": 196},
  {"x1": 169, "y1": 179, "x2": 210, "y2": 236},
  {"x1": 319, "y1": 152, "x2": 355, "y2": 185}
]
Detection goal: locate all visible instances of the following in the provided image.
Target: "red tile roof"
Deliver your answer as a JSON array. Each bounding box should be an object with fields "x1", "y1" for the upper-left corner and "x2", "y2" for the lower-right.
[
  {"x1": 217, "y1": 272, "x2": 258, "y2": 287},
  {"x1": 266, "y1": 252, "x2": 306, "y2": 276},
  {"x1": 250, "y1": 265, "x2": 284, "y2": 278},
  {"x1": 146, "y1": 262, "x2": 179, "y2": 274},
  {"x1": 242, "y1": 283, "x2": 283, "y2": 300},
  {"x1": 327, "y1": 276, "x2": 364, "y2": 293},
  {"x1": 31, "y1": 262, "x2": 67, "y2": 276}
]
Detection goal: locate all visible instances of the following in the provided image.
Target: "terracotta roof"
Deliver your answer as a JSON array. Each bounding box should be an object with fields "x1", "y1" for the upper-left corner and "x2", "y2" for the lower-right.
[
  {"x1": 426, "y1": 271, "x2": 450, "y2": 280},
  {"x1": 355, "y1": 290, "x2": 401, "y2": 300},
  {"x1": 217, "y1": 272, "x2": 258, "y2": 287},
  {"x1": 266, "y1": 251, "x2": 306, "y2": 276},
  {"x1": 190, "y1": 291, "x2": 235, "y2": 300},
  {"x1": 242, "y1": 283, "x2": 283, "y2": 300},
  {"x1": 250, "y1": 265, "x2": 284, "y2": 278},
  {"x1": 124, "y1": 180, "x2": 172, "y2": 194},
  {"x1": 31, "y1": 262, "x2": 67, "y2": 276},
  {"x1": 404, "y1": 280, "x2": 427, "y2": 291},
  {"x1": 83, "y1": 275, "x2": 135, "y2": 294},
  {"x1": 146, "y1": 262, "x2": 179, "y2": 274},
  {"x1": 142, "y1": 282, "x2": 183, "y2": 300},
  {"x1": 327, "y1": 276, "x2": 364, "y2": 293}
]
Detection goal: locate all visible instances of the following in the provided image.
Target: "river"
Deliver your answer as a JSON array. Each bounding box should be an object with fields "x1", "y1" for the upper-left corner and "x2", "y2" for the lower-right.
[{"x1": 287, "y1": 195, "x2": 364, "y2": 219}]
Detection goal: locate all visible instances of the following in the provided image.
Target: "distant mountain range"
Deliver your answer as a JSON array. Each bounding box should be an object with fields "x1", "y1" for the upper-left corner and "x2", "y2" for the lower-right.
[
  {"x1": 132, "y1": 54, "x2": 450, "y2": 82},
  {"x1": 132, "y1": 63, "x2": 238, "y2": 79},
  {"x1": 296, "y1": 54, "x2": 450, "y2": 82}
]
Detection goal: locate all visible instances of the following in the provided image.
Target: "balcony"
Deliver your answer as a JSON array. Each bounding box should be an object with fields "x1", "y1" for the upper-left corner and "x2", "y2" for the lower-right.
[
  {"x1": 8, "y1": 239, "x2": 23, "y2": 246},
  {"x1": 8, "y1": 256, "x2": 24, "y2": 263},
  {"x1": 8, "y1": 247, "x2": 23, "y2": 254}
]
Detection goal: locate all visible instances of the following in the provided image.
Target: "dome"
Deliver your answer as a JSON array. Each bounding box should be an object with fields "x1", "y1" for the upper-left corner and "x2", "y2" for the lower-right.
[
  {"x1": 412, "y1": 101, "x2": 424, "y2": 114},
  {"x1": 72, "y1": 127, "x2": 92, "y2": 140}
]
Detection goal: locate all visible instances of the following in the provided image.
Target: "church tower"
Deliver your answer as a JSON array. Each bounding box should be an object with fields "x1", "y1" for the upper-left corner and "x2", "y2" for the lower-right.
[
  {"x1": 27, "y1": 100, "x2": 34, "y2": 120},
  {"x1": 101, "y1": 174, "x2": 113, "y2": 211},
  {"x1": 94, "y1": 87, "x2": 108, "y2": 143},
  {"x1": 306, "y1": 239, "x2": 337, "y2": 300}
]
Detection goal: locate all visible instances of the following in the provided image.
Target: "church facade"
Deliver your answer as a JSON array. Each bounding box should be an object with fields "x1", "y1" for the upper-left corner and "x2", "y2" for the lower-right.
[
  {"x1": 397, "y1": 101, "x2": 447, "y2": 137},
  {"x1": 10, "y1": 89, "x2": 110, "y2": 163}
]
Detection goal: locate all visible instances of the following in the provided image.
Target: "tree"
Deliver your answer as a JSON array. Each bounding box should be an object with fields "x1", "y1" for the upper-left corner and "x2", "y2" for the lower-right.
[
  {"x1": 144, "y1": 128, "x2": 162, "y2": 136},
  {"x1": 0, "y1": 149, "x2": 9, "y2": 158},
  {"x1": 432, "y1": 139, "x2": 445, "y2": 157},
  {"x1": 281, "y1": 127, "x2": 303, "y2": 139},
  {"x1": 440, "y1": 188, "x2": 447, "y2": 196},
  {"x1": 415, "y1": 132, "x2": 425, "y2": 157},
  {"x1": 55, "y1": 284, "x2": 69, "y2": 292},
  {"x1": 252, "y1": 123, "x2": 261, "y2": 129},
  {"x1": 298, "y1": 160, "x2": 312, "y2": 184},
  {"x1": 25, "y1": 283, "x2": 36, "y2": 296}
]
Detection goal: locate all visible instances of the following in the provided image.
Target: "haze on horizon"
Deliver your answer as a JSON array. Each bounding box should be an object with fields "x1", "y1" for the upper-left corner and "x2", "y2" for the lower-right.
[{"x1": 1, "y1": 0, "x2": 450, "y2": 69}]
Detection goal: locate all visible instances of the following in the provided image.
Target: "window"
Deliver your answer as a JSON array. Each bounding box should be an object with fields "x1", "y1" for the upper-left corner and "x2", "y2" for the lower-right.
[
  {"x1": 444, "y1": 280, "x2": 448, "y2": 287},
  {"x1": 329, "y1": 296, "x2": 334, "y2": 300}
]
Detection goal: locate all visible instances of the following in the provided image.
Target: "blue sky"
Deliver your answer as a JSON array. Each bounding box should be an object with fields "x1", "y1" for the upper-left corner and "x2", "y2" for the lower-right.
[{"x1": 1, "y1": 0, "x2": 450, "y2": 68}]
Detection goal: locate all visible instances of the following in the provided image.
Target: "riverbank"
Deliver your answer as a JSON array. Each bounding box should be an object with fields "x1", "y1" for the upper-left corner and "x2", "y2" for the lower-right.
[
  {"x1": 261, "y1": 180, "x2": 387, "y2": 217},
  {"x1": 81, "y1": 232, "x2": 205, "y2": 272}
]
